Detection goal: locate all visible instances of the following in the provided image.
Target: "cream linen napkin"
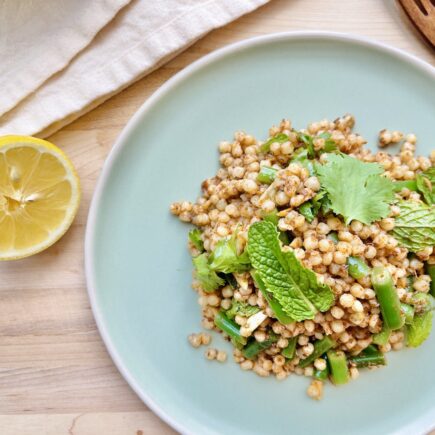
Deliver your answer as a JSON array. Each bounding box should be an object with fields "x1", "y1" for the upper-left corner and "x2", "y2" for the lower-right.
[
  {"x1": 0, "y1": 0, "x2": 270, "y2": 138},
  {"x1": 0, "y1": 0, "x2": 132, "y2": 116}
]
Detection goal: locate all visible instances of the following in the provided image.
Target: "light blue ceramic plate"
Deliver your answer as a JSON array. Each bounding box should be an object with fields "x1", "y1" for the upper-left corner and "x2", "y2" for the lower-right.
[{"x1": 85, "y1": 32, "x2": 435, "y2": 435}]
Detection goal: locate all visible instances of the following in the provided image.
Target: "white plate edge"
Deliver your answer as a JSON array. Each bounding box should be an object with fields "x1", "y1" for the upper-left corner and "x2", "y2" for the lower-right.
[{"x1": 84, "y1": 31, "x2": 435, "y2": 435}]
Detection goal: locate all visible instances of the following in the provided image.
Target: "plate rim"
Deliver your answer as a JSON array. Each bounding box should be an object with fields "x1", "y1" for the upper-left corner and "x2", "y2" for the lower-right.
[{"x1": 84, "y1": 31, "x2": 435, "y2": 435}]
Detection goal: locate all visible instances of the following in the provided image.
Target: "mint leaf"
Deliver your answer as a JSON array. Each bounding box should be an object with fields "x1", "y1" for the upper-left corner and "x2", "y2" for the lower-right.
[
  {"x1": 209, "y1": 232, "x2": 251, "y2": 273},
  {"x1": 406, "y1": 311, "x2": 433, "y2": 347},
  {"x1": 192, "y1": 254, "x2": 225, "y2": 292},
  {"x1": 392, "y1": 201, "x2": 435, "y2": 252},
  {"x1": 283, "y1": 251, "x2": 334, "y2": 311},
  {"x1": 416, "y1": 167, "x2": 435, "y2": 205},
  {"x1": 247, "y1": 221, "x2": 334, "y2": 321},
  {"x1": 189, "y1": 228, "x2": 204, "y2": 252},
  {"x1": 316, "y1": 154, "x2": 395, "y2": 224},
  {"x1": 226, "y1": 300, "x2": 260, "y2": 319},
  {"x1": 260, "y1": 133, "x2": 289, "y2": 153}
]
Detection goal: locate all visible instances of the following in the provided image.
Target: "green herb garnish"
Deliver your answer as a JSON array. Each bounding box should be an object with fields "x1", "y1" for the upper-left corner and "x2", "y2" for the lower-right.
[
  {"x1": 392, "y1": 201, "x2": 435, "y2": 252},
  {"x1": 226, "y1": 300, "x2": 260, "y2": 319},
  {"x1": 260, "y1": 133, "x2": 289, "y2": 153},
  {"x1": 316, "y1": 154, "x2": 395, "y2": 224},
  {"x1": 188, "y1": 228, "x2": 204, "y2": 252},
  {"x1": 247, "y1": 221, "x2": 334, "y2": 321},
  {"x1": 416, "y1": 167, "x2": 435, "y2": 205},
  {"x1": 209, "y1": 231, "x2": 251, "y2": 273},
  {"x1": 407, "y1": 311, "x2": 433, "y2": 347},
  {"x1": 192, "y1": 254, "x2": 225, "y2": 292}
]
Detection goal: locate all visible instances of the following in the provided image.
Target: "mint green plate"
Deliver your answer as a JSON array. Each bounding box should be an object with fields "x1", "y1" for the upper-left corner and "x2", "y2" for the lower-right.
[{"x1": 85, "y1": 32, "x2": 435, "y2": 435}]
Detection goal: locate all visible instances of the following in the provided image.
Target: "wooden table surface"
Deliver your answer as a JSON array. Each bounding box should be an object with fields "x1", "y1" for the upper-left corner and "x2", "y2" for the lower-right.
[{"x1": 1, "y1": 1, "x2": 434, "y2": 434}]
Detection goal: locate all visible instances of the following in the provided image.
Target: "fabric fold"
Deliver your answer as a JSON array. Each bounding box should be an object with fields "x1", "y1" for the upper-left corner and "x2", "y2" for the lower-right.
[
  {"x1": 0, "y1": 0, "x2": 270, "y2": 138},
  {"x1": 0, "y1": 0, "x2": 132, "y2": 117}
]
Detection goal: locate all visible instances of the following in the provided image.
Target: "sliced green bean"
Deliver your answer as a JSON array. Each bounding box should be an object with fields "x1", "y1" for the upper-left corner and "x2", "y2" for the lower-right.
[
  {"x1": 214, "y1": 311, "x2": 247, "y2": 346},
  {"x1": 299, "y1": 336, "x2": 336, "y2": 368},
  {"x1": 349, "y1": 345, "x2": 386, "y2": 368},
  {"x1": 372, "y1": 328, "x2": 391, "y2": 345},
  {"x1": 242, "y1": 334, "x2": 278, "y2": 359},
  {"x1": 251, "y1": 272, "x2": 294, "y2": 324},
  {"x1": 282, "y1": 337, "x2": 297, "y2": 360},
  {"x1": 327, "y1": 350, "x2": 350, "y2": 385},
  {"x1": 257, "y1": 166, "x2": 278, "y2": 184},
  {"x1": 313, "y1": 366, "x2": 329, "y2": 381},
  {"x1": 371, "y1": 267, "x2": 404, "y2": 330},
  {"x1": 401, "y1": 303, "x2": 415, "y2": 325},
  {"x1": 347, "y1": 256, "x2": 371, "y2": 279}
]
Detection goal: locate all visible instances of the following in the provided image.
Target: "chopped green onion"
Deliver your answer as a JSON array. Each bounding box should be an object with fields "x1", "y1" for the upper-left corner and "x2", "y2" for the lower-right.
[
  {"x1": 214, "y1": 311, "x2": 247, "y2": 346},
  {"x1": 349, "y1": 345, "x2": 386, "y2": 368},
  {"x1": 282, "y1": 337, "x2": 297, "y2": 360},
  {"x1": 242, "y1": 334, "x2": 278, "y2": 359}
]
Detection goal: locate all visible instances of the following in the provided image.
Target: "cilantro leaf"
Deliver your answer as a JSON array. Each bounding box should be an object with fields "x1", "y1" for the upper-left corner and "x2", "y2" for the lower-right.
[
  {"x1": 298, "y1": 133, "x2": 315, "y2": 158},
  {"x1": 260, "y1": 133, "x2": 289, "y2": 153},
  {"x1": 317, "y1": 132, "x2": 338, "y2": 152},
  {"x1": 189, "y1": 228, "x2": 204, "y2": 252},
  {"x1": 406, "y1": 311, "x2": 433, "y2": 347},
  {"x1": 298, "y1": 132, "x2": 337, "y2": 158},
  {"x1": 247, "y1": 221, "x2": 334, "y2": 321},
  {"x1": 315, "y1": 154, "x2": 395, "y2": 224},
  {"x1": 416, "y1": 167, "x2": 435, "y2": 205},
  {"x1": 225, "y1": 300, "x2": 260, "y2": 319},
  {"x1": 209, "y1": 232, "x2": 251, "y2": 273},
  {"x1": 192, "y1": 254, "x2": 225, "y2": 292},
  {"x1": 298, "y1": 202, "x2": 316, "y2": 223},
  {"x1": 392, "y1": 201, "x2": 435, "y2": 252}
]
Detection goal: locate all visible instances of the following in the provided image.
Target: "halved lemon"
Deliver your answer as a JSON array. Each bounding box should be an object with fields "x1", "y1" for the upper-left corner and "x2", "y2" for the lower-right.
[{"x1": 0, "y1": 136, "x2": 80, "y2": 260}]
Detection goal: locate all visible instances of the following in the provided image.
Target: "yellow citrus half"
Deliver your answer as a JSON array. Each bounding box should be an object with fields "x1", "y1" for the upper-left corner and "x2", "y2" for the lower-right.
[{"x1": 0, "y1": 135, "x2": 81, "y2": 260}]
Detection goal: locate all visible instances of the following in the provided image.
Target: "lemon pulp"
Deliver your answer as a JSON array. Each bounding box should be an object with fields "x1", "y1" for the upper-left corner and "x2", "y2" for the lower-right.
[{"x1": 0, "y1": 136, "x2": 80, "y2": 260}]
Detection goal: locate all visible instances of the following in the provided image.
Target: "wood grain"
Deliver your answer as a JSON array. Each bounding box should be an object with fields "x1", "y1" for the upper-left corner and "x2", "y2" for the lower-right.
[
  {"x1": 1, "y1": 0, "x2": 434, "y2": 433},
  {"x1": 398, "y1": 0, "x2": 435, "y2": 47}
]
